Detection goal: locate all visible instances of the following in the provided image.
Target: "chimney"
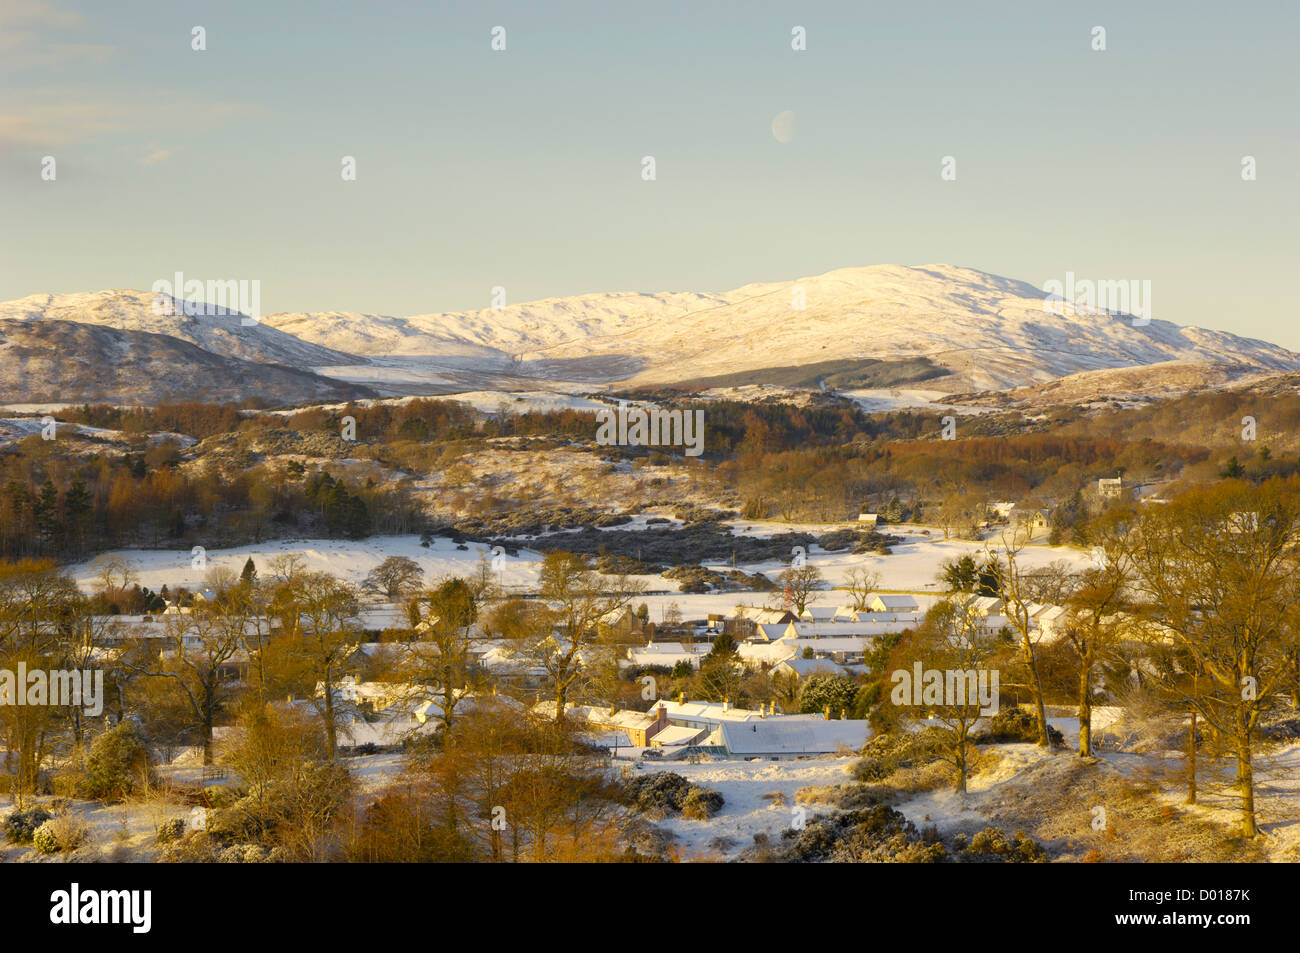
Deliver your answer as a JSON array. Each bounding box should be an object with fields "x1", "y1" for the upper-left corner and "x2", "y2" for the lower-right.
[
  {"x1": 678, "y1": 690, "x2": 685, "y2": 704},
  {"x1": 823, "y1": 705, "x2": 830, "y2": 721},
  {"x1": 722, "y1": 697, "x2": 730, "y2": 712}
]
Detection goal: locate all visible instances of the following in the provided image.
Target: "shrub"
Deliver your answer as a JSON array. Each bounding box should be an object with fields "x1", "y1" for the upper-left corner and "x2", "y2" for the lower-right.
[
  {"x1": 622, "y1": 772, "x2": 692, "y2": 816},
  {"x1": 778, "y1": 803, "x2": 944, "y2": 863},
  {"x1": 622, "y1": 772, "x2": 724, "y2": 819},
  {"x1": 81, "y1": 722, "x2": 153, "y2": 801},
  {"x1": 798, "y1": 675, "x2": 860, "y2": 716},
  {"x1": 958, "y1": 826, "x2": 1048, "y2": 863},
  {"x1": 975, "y1": 707, "x2": 1064, "y2": 746},
  {"x1": 32, "y1": 821, "x2": 60, "y2": 852},
  {"x1": 852, "y1": 729, "x2": 944, "y2": 782},
  {"x1": 218, "y1": 843, "x2": 272, "y2": 863},
  {"x1": 4, "y1": 807, "x2": 52, "y2": 844},
  {"x1": 159, "y1": 831, "x2": 219, "y2": 863},
  {"x1": 32, "y1": 815, "x2": 87, "y2": 854},
  {"x1": 32, "y1": 822, "x2": 60, "y2": 854},
  {"x1": 156, "y1": 818, "x2": 187, "y2": 845},
  {"x1": 682, "y1": 787, "x2": 724, "y2": 820}
]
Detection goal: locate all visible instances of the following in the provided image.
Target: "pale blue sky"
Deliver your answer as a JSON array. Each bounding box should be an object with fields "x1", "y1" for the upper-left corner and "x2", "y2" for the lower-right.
[{"x1": 2, "y1": 0, "x2": 1297, "y2": 346}]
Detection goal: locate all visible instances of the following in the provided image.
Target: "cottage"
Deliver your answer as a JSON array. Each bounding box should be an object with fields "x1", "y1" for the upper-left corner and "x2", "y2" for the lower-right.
[
  {"x1": 780, "y1": 637, "x2": 870, "y2": 664},
  {"x1": 730, "y1": 606, "x2": 796, "y2": 626},
  {"x1": 771, "y1": 657, "x2": 848, "y2": 679},
  {"x1": 799, "y1": 606, "x2": 838, "y2": 622},
  {"x1": 867, "y1": 595, "x2": 919, "y2": 613},
  {"x1": 626, "y1": 641, "x2": 707, "y2": 669},
  {"x1": 716, "y1": 718, "x2": 871, "y2": 759},
  {"x1": 752, "y1": 622, "x2": 792, "y2": 644},
  {"x1": 727, "y1": 605, "x2": 796, "y2": 639},
  {"x1": 1034, "y1": 605, "x2": 1070, "y2": 643},
  {"x1": 550, "y1": 702, "x2": 671, "y2": 748},
  {"x1": 597, "y1": 605, "x2": 643, "y2": 639}
]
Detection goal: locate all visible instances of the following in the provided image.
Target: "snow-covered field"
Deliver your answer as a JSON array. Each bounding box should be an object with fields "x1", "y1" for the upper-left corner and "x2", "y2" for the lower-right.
[
  {"x1": 68, "y1": 521, "x2": 1093, "y2": 628},
  {"x1": 262, "y1": 390, "x2": 608, "y2": 417},
  {"x1": 68, "y1": 535, "x2": 543, "y2": 595},
  {"x1": 840, "y1": 388, "x2": 1001, "y2": 415}
]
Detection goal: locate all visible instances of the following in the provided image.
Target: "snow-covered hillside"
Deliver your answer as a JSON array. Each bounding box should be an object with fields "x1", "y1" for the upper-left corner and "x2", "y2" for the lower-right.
[
  {"x1": 261, "y1": 264, "x2": 1300, "y2": 391},
  {"x1": 5, "y1": 266, "x2": 1298, "y2": 400},
  {"x1": 0, "y1": 289, "x2": 354, "y2": 368}
]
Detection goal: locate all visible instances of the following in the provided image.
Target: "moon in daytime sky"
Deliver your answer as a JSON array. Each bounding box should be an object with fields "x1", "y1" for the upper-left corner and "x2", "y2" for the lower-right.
[{"x1": 771, "y1": 110, "x2": 795, "y2": 143}]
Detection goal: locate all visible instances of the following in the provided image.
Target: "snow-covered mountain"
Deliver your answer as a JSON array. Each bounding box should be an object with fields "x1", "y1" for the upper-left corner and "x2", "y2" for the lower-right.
[
  {"x1": 261, "y1": 265, "x2": 1300, "y2": 393},
  {"x1": 0, "y1": 290, "x2": 354, "y2": 368},
  {"x1": 3, "y1": 266, "x2": 1297, "y2": 403},
  {"x1": 0, "y1": 319, "x2": 372, "y2": 405}
]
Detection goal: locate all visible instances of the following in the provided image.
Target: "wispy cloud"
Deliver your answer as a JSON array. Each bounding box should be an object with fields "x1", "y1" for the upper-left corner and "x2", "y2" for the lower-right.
[
  {"x1": 137, "y1": 148, "x2": 173, "y2": 166},
  {"x1": 0, "y1": 0, "x2": 85, "y2": 29},
  {"x1": 0, "y1": 89, "x2": 264, "y2": 149},
  {"x1": 0, "y1": 0, "x2": 116, "y2": 70}
]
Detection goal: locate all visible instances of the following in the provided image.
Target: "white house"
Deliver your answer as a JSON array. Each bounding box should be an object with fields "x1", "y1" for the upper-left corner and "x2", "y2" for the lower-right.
[
  {"x1": 799, "y1": 606, "x2": 838, "y2": 622},
  {"x1": 626, "y1": 641, "x2": 707, "y2": 669},
  {"x1": 868, "y1": 595, "x2": 919, "y2": 613},
  {"x1": 752, "y1": 622, "x2": 792, "y2": 644},
  {"x1": 716, "y1": 718, "x2": 870, "y2": 759},
  {"x1": 771, "y1": 657, "x2": 848, "y2": 679},
  {"x1": 1034, "y1": 605, "x2": 1070, "y2": 643}
]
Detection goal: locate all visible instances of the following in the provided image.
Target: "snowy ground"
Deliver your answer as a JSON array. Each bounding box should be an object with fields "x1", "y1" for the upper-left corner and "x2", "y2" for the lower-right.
[
  {"x1": 840, "y1": 388, "x2": 1000, "y2": 415},
  {"x1": 68, "y1": 521, "x2": 1093, "y2": 629},
  {"x1": 68, "y1": 535, "x2": 544, "y2": 596},
  {"x1": 636, "y1": 757, "x2": 859, "y2": 859},
  {"x1": 0, "y1": 793, "x2": 191, "y2": 863},
  {"x1": 261, "y1": 390, "x2": 608, "y2": 417}
]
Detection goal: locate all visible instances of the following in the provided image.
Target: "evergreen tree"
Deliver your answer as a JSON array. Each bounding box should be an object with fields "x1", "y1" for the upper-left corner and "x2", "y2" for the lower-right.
[
  {"x1": 62, "y1": 475, "x2": 92, "y2": 554},
  {"x1": 34, "y1": 478, "x2": 61, "y2": 551}
]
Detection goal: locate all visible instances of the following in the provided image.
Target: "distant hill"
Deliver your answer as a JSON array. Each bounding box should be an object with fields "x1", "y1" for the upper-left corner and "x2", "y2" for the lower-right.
[{"x1": 0, "y1": 319, "x2": 374, "y2": 405}]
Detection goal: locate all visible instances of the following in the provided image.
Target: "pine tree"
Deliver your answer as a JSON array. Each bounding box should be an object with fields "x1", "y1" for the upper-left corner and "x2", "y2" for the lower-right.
[
  {"x1": 62, "y1": 475, "x2": 91, "y2": 555},
  {"x1": 34, "y1": 478, "x2": 61, "y2": 552}
]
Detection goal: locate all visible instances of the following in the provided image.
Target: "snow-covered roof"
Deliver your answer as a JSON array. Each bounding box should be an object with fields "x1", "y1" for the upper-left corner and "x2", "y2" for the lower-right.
[
  {"x1": 782, "y1": 621, "x2": 906, "y2": 639},
  {"x1": 1036, "y1": 605, "x2": 1068, "y2": 623},
  {"x1": 799, "y1": 606, "x2": 838, "y2": 621},
  {"x1": 772, "y1": 657, "x2": 848, "y2": 677},
  {"x1": 738, "y1": 642, "x2": 797, "y2": 665},
  {"x1": 649, "y1": 725, "x2": 705, "y2": 746},
  {"x1": 731, "y1": 606, "x2": 792, "y2": 624},
  {"x1": 656, "y1": 699, "x2": 765, "y2": 723},
  {"x1": 753, "y1": 623, "x2": 789, "y2": 643},
  {"x1": 718, "y1": 719, "x2": 870, "y2": 756},
  {"x1": 782, "y1": 637, "x2": 870, "y2": 654},
  {"x1": 869, "y1": 595, "x2": 919, "y2": 611}
]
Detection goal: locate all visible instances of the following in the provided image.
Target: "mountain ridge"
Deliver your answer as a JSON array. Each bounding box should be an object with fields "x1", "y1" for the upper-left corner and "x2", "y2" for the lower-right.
[{"x1": 3, "y1": 265, "x2": 1297, "y2": 401}]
